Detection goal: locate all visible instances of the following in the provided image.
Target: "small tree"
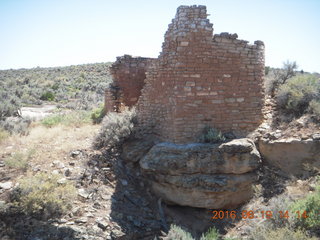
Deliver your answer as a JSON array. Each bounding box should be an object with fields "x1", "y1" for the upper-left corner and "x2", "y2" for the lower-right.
[{"x1": 267, "y1": 60, "x2": 298, "y2": 96}]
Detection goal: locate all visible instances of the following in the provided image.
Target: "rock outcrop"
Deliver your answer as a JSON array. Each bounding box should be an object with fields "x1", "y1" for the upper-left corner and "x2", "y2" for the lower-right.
[
  {"x1": 140, "y1": 138, "x2": 261, "y2": 209},
  {"x1": 259, "y1": 138, "x2": 320, "y2": 177}
]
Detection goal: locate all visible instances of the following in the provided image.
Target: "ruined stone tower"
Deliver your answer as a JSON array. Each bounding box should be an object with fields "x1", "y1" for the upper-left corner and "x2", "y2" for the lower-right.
[{"x1": 107, "y1": 5, "x2": 265, "y2": 143}]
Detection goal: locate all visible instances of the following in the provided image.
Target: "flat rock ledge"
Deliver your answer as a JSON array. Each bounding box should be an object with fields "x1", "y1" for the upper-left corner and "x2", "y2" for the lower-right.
[
  {"x1": 139, "y1": 138, "x2": 261, "y2": 209},
  {"x1": 258, "y1": 138, "x2": 320, "y2": 177}
]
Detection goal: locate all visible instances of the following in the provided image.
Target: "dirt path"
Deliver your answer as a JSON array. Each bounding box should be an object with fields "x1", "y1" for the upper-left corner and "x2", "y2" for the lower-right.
[{"x1": 20, "y1": 104, "x2": 57, "y2": 120}]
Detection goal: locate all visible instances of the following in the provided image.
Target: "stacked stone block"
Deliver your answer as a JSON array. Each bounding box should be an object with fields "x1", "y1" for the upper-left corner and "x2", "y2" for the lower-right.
[
  {"x1": 107, "y1": 5, "x2": 265, "y2": 144},
  {"x1": 136, "y1": 5, "x2": 265, "y2": 143},
  {"x1": 104, "y1": 55, "x2": 154, "y2": 112}
]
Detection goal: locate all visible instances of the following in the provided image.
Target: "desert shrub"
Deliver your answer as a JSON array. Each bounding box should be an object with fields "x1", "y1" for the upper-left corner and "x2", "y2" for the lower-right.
[
  {"x1": 265, "y1": 66, "x2": 271, "y2": 75},
  {"x1": 199, "y1": 126, "x2": 226, "y2": 143},
  {"x1": 0, "y1": 117, "x2": 31, "y2": 135},
  {"x1": 11, "y1": 173, "x2": 76, "y2": 219},
  {"x1": 242, "y1": 194, "x2": 294, "y2": 239},
  {"x1": 40, "y1": 91, "x2": 55, "y2": 101},
  {"x1": 200, "y1": 227, "x2": 219, "y2": 240},
  {"x1": 93, "y1": 109, "x2": 136, "y2": 149},
  {"x1": 276, "y1": 74, "x2": 320, "y2": 117},
  {"x1": 0, "y1": 200, "x2": 8, "y2": 214},
  {"x1": 0, "y1": 93, "x2": 21, "y2": 120},
  {"x1": 165, "y1": 224, "x2": 194, "y2": 240},
  {"x1": 91, "y1": 104, "x2": 106, "y2": 124},
  {"x1": 290, "y1": 183, "x2": 320, "y2": 230},
  {"x1": 309, "y1": 99, "x2": 320, "y2": 119},
  {"x1": 265, "y1": 61, "x2": 298, "y2": 96},
  {"x1": 0, "y1": 63, "x2": 112, "y2": 109},
  {"x1": 0, "y1": 127, "x2": 10, "y2": 143},
  {"x1": 263, "y1": 194, "x2": 293, "y2": 228},
  {"x1": 41, "y1": 110, "x2": 91, "y2": 127},
  {"x1": 51, "y1": 83, "x2": 59, "y2": 90},
  {"x1": 248, "y1": 226, "x2": 316, "y2": 240},
  {"x1": 4, "y1": 149, "x2": 35, "y2": 170}
]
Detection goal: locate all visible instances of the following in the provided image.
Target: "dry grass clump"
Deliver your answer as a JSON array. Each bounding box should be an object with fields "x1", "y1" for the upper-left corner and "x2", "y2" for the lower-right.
[
  {"x1": 4, "y1": 149, "x2": 35, "y2": 171},
  {"x1": 0, "y1": 127, "x2": 10, "y2": 143},
  {"x1": 11, "y1": 172, "x2": 76, "y2": 219},
  {"x1": 248, "y1": 226, "x2": 317, "y2": 240}
]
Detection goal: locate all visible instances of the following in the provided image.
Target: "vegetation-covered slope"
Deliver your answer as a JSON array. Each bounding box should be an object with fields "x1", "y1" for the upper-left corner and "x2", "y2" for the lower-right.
[{"x1": 0, "y1": 62, "x2": 113, "y2": 120}]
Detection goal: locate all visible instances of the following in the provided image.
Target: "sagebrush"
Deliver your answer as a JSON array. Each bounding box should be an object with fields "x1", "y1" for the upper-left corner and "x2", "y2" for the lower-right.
[
  {"x1": 0, "y1": 117, "x2": 31, "y2": 135},
  {"x1": 165, "y1": 224, "x2": 194, "y2": 240},
  {"x1": 199, "y1": 126, "x2": 226, "y2": 143},
  {"x1": 276, "y1": 74, "x2": 320, "y2": 118},
  {"x1": 290, "y1": 181, "x2": 320, "y2": 230},
  {"x1": 93, "y1": 109, "x2": 136, "y2": 149}
]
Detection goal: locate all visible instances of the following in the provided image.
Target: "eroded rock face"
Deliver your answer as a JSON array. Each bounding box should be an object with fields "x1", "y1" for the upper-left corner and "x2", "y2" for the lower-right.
[
  {"x1": 259, "y1": 138, "x2": 320, "y2": 177},
  {"x1": 140, "y1": 138, "x2": 261, "y2": 209}
]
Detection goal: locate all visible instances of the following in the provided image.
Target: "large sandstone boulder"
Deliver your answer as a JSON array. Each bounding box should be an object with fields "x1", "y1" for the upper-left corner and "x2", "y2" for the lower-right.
[
  {"x1": 140, "y1": 138, "x2": 261, "y2": 209},
  {"x1": 259, "y1": 138, "x2": 320, "y2": 176}
]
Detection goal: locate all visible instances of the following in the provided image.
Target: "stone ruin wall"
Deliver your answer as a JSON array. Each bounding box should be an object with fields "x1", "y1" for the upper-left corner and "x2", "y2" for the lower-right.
[
  {"x1": 105, "y1": 55, "x2": 155, "y2": 112},
  {"x1": 107, "y1": 5, "x2": 265, "y2": 143}
]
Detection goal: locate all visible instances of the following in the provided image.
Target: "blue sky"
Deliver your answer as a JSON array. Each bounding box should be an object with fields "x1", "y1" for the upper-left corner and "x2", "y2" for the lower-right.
[{"x1": 0, "y1": 0, "x2": 319, "y2": 72}]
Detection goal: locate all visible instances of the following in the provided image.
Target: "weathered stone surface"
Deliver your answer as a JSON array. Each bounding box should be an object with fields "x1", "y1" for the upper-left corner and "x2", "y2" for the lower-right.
[
  {"x1": 140, "y1": 138, "x2": 260, "y2": 209},
  {"x1": 152, "y1": 177, "x2": 254, "y2": 209},
  {"x1": 259, "y1": 138, "x2": 320, "y2": 176},
  {"x1": 121, "y1": 139, "x2": 155, "y2": 162},
  {"x1": 140, "y1": 138, "x2": 260, "y2": 175}
]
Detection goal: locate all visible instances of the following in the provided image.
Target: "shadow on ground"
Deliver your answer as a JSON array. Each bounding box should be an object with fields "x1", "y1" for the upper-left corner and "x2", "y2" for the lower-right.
[
  {"x1": 0, "y1": 212, "x2": 80, "y2": 240},
  {"x1": 95, "y1": 146, "x2": 240, "y2": 239}
]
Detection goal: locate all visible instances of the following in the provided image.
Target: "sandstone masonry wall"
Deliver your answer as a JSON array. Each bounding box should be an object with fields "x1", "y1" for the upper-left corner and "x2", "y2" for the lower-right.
[
  {"x1": 105, "y1": 55, "x2": 154, "y2": 112},
  {"x1": 135, "y1": 5, "x2": 265, "y2": 143}
]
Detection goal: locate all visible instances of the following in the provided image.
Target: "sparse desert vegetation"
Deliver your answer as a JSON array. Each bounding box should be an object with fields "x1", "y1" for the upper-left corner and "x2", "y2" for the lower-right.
[
  {"x1": 0, "y1": 61, "x2": 319, "y2": 240},
  {"x1": 0, "y1": 1, "x2": 319, "y2": 239},
  {"x1": 0, "y1": 63, "x2": 112, "y2": 110},
  {"x1": 276, "y1": 74, "x2": 320, "y2": 118},
  {"x1": 11, "y1": 172, "x2": 77, "y2": 219}
]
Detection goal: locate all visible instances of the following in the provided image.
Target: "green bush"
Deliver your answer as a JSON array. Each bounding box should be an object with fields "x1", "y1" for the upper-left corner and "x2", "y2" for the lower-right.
[
  {"x1": 91, "y1": 104, "x2": 106, "y2": 124},
  {"x1": 200, "y1": 227, "x2": 219, "y2": 240},
  {"x1": 40, "y1": 91, "x2": 55, "y2": 101},
  {"x1": 41, "y1": 114, "x2": 64, "y2": 127},
  {"x1": 12, "y1": 173, "x2": 76, "y2": 219},
  {"x1": 199, "y1": 126, "x2": 226, "y2": 143},
  {"x1": 290, "y1": 183, "x2": 320, "y2": 230},
  {"x1": 93, "y1": 109, "x2": 136, "y2": 149},
  {"x1": 276, "y1": 74, "x2": 320, "y2": 117}
]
